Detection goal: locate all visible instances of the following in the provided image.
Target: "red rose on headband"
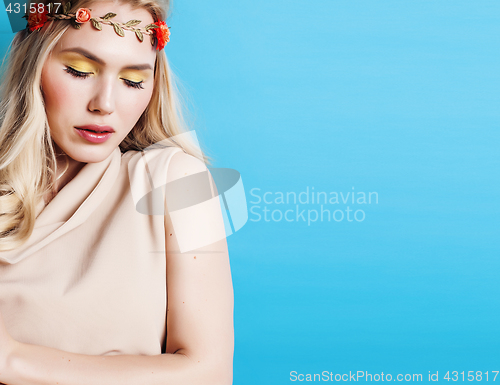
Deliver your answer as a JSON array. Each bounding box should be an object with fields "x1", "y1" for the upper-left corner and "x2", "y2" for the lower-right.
[
  {"x1": 75, "y1": 8, "x2": 91, "y2": 23},
  {"x1": 153, "y1": 20, "x2": 170, "y2": 51},
  {"x1": 27, "y1": 7, "x2": 48, "y2": 31}
]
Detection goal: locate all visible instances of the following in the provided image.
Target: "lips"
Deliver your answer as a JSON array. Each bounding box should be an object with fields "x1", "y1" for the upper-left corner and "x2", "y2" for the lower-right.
[
  {"x1": 75, "y1": 125, "x2": 115, "y2": 144},
  {"x1": 76, "y1": 125, "x2": 115, "y2": 133}
]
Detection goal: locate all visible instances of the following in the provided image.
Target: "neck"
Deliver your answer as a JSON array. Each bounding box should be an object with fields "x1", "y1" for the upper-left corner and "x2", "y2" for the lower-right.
[
  {"x1": 44, "y1": 148, "x2": 86, "y2": 205},
  {"x1": 54, "y1": 154, "x2": 85, "y2": 191}
]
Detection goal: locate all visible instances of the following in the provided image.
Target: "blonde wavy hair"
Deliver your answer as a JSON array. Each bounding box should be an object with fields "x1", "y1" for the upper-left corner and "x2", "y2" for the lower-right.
[{"x1": 0, "y1": 0, "x2": 203, "y2": 251}]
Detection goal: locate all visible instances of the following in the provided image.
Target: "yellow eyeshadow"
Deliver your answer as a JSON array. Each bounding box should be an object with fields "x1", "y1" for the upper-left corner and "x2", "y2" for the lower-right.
[
  {"x1": 120, "y1": 70, "x2": 150, "y2": 83},
  {"x1": 60, "y1": 55, "x2": 98, "y2": 74}
]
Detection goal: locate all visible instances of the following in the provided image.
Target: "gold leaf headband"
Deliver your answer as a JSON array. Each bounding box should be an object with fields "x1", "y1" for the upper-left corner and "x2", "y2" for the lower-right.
[{"x1": 26, "y1": 2, "x2": 170, "y2": 50}]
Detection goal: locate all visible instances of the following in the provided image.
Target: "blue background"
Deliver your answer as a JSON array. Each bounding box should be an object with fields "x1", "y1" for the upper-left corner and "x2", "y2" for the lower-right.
[{"x1": 1, "y1": 0, "x2": 499, "y2": 383}]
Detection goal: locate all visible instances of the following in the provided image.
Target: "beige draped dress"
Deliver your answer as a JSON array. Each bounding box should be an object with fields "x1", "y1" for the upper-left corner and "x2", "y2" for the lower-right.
[{"x1": 0, "y1": 145, "x2": 181, "y2": 356}]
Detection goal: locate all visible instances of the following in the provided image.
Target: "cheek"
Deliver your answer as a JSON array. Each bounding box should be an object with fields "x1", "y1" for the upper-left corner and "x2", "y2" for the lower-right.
[
  {"x1": 41, "y1": 69, "x2": 78, "y2": 123},
  {"x1": 117, "y1": 88, "x2": 154, "y2": 126}
]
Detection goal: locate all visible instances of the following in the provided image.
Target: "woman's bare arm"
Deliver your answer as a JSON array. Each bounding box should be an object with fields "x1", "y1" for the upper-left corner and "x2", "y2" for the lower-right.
[
  {"x1": 0, "y1": 151, "x2": 234, "y2": 385},
  {"x1": 2, "y1": 343, "x2": 228, "y2": 385}
]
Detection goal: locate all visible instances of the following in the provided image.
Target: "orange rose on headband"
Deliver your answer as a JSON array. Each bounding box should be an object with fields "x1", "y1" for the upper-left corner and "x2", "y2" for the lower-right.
[{"x1": 75, "y1": 8, "x2": 91, "y2": 23}]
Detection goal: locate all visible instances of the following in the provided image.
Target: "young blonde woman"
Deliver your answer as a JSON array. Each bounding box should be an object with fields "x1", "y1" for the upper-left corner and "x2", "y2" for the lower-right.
[{"x1": 0, "y1": 0, "x2": 234, "y2": 384}]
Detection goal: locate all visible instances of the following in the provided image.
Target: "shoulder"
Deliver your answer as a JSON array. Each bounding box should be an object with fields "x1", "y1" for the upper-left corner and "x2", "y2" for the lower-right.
[
  {"x1": 123, "y1": 145, "x2": 187, "y2": 182},
  {"x1": 123, "y1": 145, "x2": 209, "y2": 209},
  {"x1": 166, "y1": 150, "x2": 208, "y2": 184}
]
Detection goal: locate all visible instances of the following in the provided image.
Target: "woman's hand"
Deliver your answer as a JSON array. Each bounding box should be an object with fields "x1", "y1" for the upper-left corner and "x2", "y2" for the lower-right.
[{"x1": 0, "y1": 312, "x2": 19, "y2": 383}]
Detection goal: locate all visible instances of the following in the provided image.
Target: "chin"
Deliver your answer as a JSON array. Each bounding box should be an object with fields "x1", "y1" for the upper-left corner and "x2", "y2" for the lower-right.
[{"x1": 65, "y1": 145, "x2": 118, "y2": 164}]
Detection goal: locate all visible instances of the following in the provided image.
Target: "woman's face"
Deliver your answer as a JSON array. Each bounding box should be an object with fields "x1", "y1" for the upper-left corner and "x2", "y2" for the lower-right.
[{"x1": 41, "y1": 1, "x2": 157, "y2": 163}]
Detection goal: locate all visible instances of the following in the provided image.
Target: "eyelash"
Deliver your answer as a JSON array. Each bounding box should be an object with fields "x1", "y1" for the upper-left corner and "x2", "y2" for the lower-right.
[
  {"x1": 122, "y1": 79, "x2": 145, "y2": 89},
  {"x1": 64, "y1": 66, "x2": 145, "y2": 90},
  {"x1": 64, "y1": 66, "x2": 91, "y2": 79}
]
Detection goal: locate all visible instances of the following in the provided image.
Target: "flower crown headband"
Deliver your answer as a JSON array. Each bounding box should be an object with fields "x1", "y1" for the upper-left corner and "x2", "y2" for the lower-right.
[{"x1": 26, "y1": 2, "x2": 170, "y2": 50}]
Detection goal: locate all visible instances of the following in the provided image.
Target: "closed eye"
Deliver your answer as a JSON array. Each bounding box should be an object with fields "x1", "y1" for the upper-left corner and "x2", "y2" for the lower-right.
[
  {"x1": 122, "y1": 78, "x2": 144, "y2": 89},
  {"x1": 64, "y1": 66, "x2": 93, "y2": 79}
]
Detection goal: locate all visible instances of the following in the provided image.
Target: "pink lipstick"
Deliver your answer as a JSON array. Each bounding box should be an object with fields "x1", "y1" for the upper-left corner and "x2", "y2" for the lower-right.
[{"x1": 75, "y1": 125, "x2": 115, "y2": 144}]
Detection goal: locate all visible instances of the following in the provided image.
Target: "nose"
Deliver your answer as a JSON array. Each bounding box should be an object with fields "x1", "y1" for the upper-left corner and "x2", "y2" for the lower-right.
[{"x1": 88, "y1": 77, "x2": 115, "y2": 115}]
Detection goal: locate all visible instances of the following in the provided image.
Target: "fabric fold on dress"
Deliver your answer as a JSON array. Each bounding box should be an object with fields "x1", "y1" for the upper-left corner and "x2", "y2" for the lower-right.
[{"x1": 0, "y1": 148, "x2": 121, "y2": 265}]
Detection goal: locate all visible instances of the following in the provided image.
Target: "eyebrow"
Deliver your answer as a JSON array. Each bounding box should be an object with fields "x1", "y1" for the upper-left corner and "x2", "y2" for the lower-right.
[{"x1": 60, "y1": 47, "x2": 153, "y2": 70}]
